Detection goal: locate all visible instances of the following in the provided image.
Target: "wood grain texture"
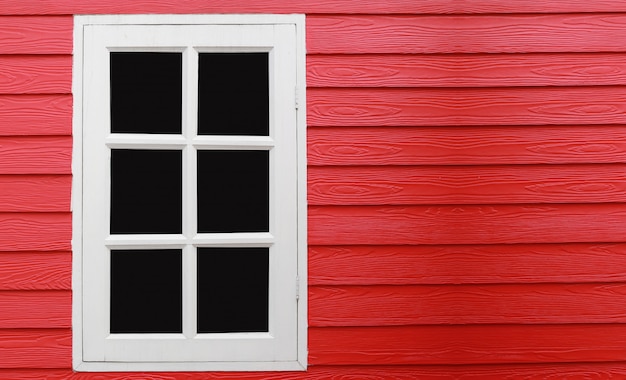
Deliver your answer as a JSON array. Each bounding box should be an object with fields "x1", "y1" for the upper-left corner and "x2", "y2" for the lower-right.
[
  {"x1": 308, "y1": 126, "x2": 626, "y2": 166},
  {"x1": 2, "y1": 0, "x2": 626, "y2": 15},
  {"x1": 309, "y1": 283, "x2": 626, "y2": 326},
  {"x1": 308, "y1": 53, "x2": 626, "y2": 88},
  {"x1": 7, "y1": 363, "x2": 626, "y2": 379},
  {"x1": 308, "y1": 14, "x2": 626, "y2": 54},
  {"x1": 0, "y1": 0, "x2": 447, "y2": 15},
  {"x1": 0, "y1": 136, "x2": 72, "y2": 174},
  {"x1": 308, "y1": 164, "x2": 626, "y2": 205},
  {"x1": 0, "y1": 291, "x2": 70, "y2": 328},
  {"x1": 0, "y1": 95, "x2": 71, "y2": 135},
  {"x1": 0, "y1": 176, "x2": 70, "y2": 212},
  {"x1": 0, "y1": 16, "x2": 72, "y2": 54},
  {"x1": 0, "y1": 252, "x2": 70, "y2": 290},
  {"x1": 309, "y1": 324, "x2": 626, "y2": 365},
  {"x1": 0, "y1": 55, "x2": 71, "y2": 94},
  {"x1": 309, "y1": 243, "x2": 626, "y2": 285},
  {"x1": 6, "y1": 362, "x2": 626, "y2": 380},
  {"x1": 309, "y1": 204, "x2": 626, "y2": 245},
  {"x1": 0, "y1": 329, "x2": 70, "y2": 369},
  {"x1": 0, "y1": 213, "x2": 71, "y2": 251},
  {"x1": 308, "y1": 87, "x2": 626, "y2": 127},
  {"x1": 8, "y1": 362, "x2": 626, "y2": 380}
]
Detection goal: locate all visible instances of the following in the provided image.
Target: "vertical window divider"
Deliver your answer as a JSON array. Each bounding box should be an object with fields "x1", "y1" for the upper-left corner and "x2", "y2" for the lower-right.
[{"x1": 183, "y1": 46, "x2": 199, "y2": 338}]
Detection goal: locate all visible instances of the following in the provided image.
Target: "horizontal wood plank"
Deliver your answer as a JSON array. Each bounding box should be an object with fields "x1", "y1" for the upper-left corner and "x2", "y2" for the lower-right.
[
  {"x1": 309, "y1": 204, "x2": 626, "y2": 245},
  {"x1": 0, "y1": 16, "x2": 72, "y2": 54},
  {"x1": 0, "y1": 291, "x2": 70, "y2": 328},
  {"x1": 7, "y1": 363, "x2": 626, "y2": 379},
  {"x1": 0, "y1": 55, "x2": 71, "y2": 94},
  {"x1": 0, "y1": 136, "x2": 72, "y2": 174},
  {"x1": 308, "y1": 87, "x2": 626, "y2": 127},
  {"x1": 0, "y1": 329, "x2": 70, "y2": 369},
  {"x1": 308, "y1": 164, "x2": 626, "y2": 205},
  {"x1": 309, "y1": 283, "x2": 626, "y2": 326},
  {"x1": 0, "y1": 176, "x2": 70, "y2": 212},
  {"x1": 308, "y1": 14, "x2": 626, "y2": 54},
  {"x1": 309, "y1": 324, "x2": 626, "y2": 365},
  {"x1": 0, "y1": 252, "x2": 71, "y2": 290},
  {"x1": 308, "y1": 53, "x2": 626, "y2": 88},
  {"x1": 2, "y1": 0, "x2": 626, "y2": 15},
  {"x1": 0, "y1": 0, "x2": 448, "y2": 15},
  {"x1": 0, "y1": 213, "x2": 71, "y2": 251},
  {"x1": 308, "y1": 126, "x2": 626, "y2": 166},
  {"x1": 309, "y1": 243, "x2": 626, "y2": 285},
  {"x1": 0, "y1": 95, "x2": 71, "y2": 135}
]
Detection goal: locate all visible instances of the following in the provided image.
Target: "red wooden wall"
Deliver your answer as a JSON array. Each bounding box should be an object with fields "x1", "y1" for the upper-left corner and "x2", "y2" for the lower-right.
[{"x1": 2, "y1": 0, "x2": 626, "y2": 378}]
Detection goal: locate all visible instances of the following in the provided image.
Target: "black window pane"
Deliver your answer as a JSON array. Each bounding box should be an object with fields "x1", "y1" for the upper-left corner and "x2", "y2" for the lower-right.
[
  {"x1": 111, "y1": 52, "x2": 182, "y2": 134},
  {"x1": 197, "y1": 248, "x2": 269, "y2": 333},
  {"x1": 110, "y1": 249, "x2": 182, "y2": 333},
  {"x1": 111, "y1": 149, "x2": 182, "y2": 234},
  {"x1": 198, "y1": 53, "x2": 269, "y2": 136},
  {"x1": 197, "y1": 150, "x2": 269, "y2": 233}
]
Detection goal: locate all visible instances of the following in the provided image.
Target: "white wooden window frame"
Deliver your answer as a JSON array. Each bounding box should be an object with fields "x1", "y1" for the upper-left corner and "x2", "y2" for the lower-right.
[{"x1": 72, "y1": 14, "x2": 307, "y2": 372}]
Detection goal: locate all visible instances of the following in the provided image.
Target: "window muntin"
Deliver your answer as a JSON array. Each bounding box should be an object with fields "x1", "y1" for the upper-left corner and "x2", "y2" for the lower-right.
[{"x1": 73, "y1": 15, "x2": 306, "y2": 372}]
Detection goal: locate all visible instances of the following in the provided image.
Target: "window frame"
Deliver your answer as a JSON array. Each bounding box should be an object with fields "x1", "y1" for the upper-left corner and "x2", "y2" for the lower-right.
[{"x1": 72, "y1": 14, "x2": 307, "y2": 372}]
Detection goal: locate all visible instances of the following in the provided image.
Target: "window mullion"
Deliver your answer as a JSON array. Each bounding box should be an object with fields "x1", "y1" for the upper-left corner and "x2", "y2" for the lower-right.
[{"x1": 183, "y1": 46, "x2": 199, "y2": 338}]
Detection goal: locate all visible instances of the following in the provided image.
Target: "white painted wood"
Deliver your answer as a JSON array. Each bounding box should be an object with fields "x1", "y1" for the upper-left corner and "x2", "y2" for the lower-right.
[{"x1": 73, "y1": 14, "x2": 306, "y2": 371}]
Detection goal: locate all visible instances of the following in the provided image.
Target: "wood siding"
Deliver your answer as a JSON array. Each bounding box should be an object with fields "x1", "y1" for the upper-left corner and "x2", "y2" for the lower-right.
[{"x1": 1, "y1": 1, "x2": 626, "y2": 379}]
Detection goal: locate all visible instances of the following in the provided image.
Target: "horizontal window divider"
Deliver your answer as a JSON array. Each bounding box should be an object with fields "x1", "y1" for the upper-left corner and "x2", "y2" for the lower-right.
[
  {"x1": 192, "y1": 136, "x2": 275, "y2": 150},
  {"x1": 105, "y1": 234, "x2": 188, "y2": 248},
  {"x1": 106, "y1": 134, "x2": 188, "y2": 148},
  {"x1": 192, "y1": 232, "x2": 275, "y2": 246}
]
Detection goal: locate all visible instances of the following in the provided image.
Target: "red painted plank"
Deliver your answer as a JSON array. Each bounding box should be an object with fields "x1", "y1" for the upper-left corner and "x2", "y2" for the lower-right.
[
  {"x1": 0, "y1": 0, "x2": 435, "y2": 15},
  {"x1": 8, "y1": 363, "x2": 626, "y2": 379},
  {"x1": 0, "y1": 95, "x2": 71, "y2": 135},
  {"x1": 308, "y1": 87, "x2": 626, "y2": 127},
  {"x1": 0, "y1": 136, "x2": 72, "y2": 174},
  {"x1": 309, "y1": 204, "x2": 626, "y2": 245},
  {"x1": 0, "y1": 252, "x2": 71, "y2": 290},
  {"x1": 0, "y1": 16, "x2": 72, "y2": 54},
  {"x1": 308, "y1": 53, "x2": 626, "y2": 88},
  {"x1": 308, "y1": 164, "x2": 626, "y2": 205},
  {"x1": 308, "y1": 14, "x2": 626, "y2": 54},
  {"x1": 308, "y1": 126, "x2": 626, "y2": 166},
  {"x1": 0, "y1": 329, "x2": 71, "y2": 369},
  {"x1": 0, "y1": 56, "x2": 71, "y2": 94},
  {"x1": 0, "y1": 291, "x2": 70, "y2": 328},
  {"x1": 309, "y1": 243, "x2": 626, "y2": 285},
  {"x1": 309, "y1": 324, "x2": 626, "y2": 365},
  {"x1": 0, "y1": 176, "x2": 70, "y2": 212},
  {"x1": 309, "y1": 283, "x2": 626, "y2": 326},
  {"x1": 0, "y1": 213, "x2": 71, "y2": 251},
  {"x1": 2, "y1": 0, "x2": 626, "y2": 15}
]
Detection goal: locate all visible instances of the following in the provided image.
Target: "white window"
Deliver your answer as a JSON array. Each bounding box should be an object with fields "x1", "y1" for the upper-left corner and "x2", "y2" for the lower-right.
[{"x1": 72, "y1": 15, "x2": 306, "y2": 371}]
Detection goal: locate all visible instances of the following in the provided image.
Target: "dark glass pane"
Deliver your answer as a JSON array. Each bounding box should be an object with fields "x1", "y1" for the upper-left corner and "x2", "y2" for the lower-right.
[
  {"x1": 197, "y1": 248, "x2": 269, "y2": 333},
  {"x1": 111, "y1": 52, "x2": 182, "y2": 134},
  {"x1": 198, "y1": 53, "x2": 269, "y2": 136},
  {"x1": 111, "y1": 149, "x2": 182, "y2": 234},
  {"x1": 197, "y1": 150, "x2": 269, "y2": 233},
  {"x1": 110, "y1": 249, "x2": 182, "y2": 333}
]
